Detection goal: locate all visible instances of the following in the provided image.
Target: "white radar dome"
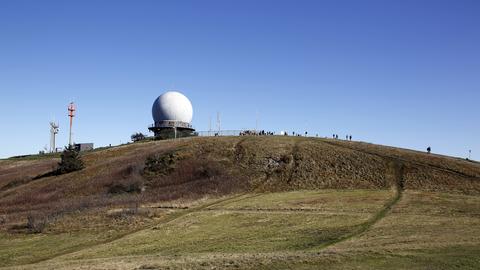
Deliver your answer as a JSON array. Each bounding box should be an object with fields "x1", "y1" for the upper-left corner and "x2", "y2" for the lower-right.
[{"x1": 152, "y1": 91, "x2": 193, "y2": 124}]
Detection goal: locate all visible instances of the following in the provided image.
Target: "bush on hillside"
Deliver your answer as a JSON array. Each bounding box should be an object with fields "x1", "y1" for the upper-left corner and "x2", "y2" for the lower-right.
[
  {"x1": 144, "y1": 152, "x2": 178, "y2": 176},
  {"x1": 131, "y1": 132, "x2": 146, "y2": 142},
  {"x1": 57, "y1": 145, "x2": 85, "y2": 174}
]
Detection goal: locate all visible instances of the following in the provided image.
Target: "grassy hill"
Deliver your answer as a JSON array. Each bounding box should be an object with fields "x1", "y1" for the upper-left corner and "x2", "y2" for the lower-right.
[{"x1": 0, "y1": 136, "x2": 479, "y2": 269}]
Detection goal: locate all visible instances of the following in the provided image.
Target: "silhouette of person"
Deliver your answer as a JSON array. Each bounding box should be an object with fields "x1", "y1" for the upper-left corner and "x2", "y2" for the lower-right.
[
  {"x1": 349, "y1": 135, "x2": 352, "y2": 141},
  {"x1": 427, "y1": 147, "x2": 431, "y2": 154}
]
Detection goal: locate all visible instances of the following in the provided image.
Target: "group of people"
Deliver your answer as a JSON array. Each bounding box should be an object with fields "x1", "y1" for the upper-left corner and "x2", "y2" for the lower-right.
[
  {"x1": 332, "y1": 134, "x2": 353, "y2": 141},
  {"x1": 240, "y1": 130, "x2": 274, "y2": 136},
  {"x1": 238, "y1": 129, "x2": 357, "y2": 142},
  {"x1": 238, "y1": 130, "x2": 437, "y2": 156}
]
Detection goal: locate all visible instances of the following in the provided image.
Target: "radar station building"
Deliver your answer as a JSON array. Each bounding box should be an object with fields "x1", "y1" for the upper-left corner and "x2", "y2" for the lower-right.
[{"x1": 148, "y1": 91, "x2": 195, "y2": 139}]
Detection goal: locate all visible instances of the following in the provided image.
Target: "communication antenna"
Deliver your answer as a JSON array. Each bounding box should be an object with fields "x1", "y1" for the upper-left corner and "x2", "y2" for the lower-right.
[
  {"x1": 49, "y1": 121, "x2": 59, "y2": 153},
  {"x1": 68, "y1": 102, "x2": 76, "y2": 146},
  {"x1": 216, "y1": 112, "x2": 221, "y2": 132},
  {"x1": 208, "y1": 115, "x2": 212, "y2": 136},
  {"x1": 209, "y1": 115, "x2": 212, "y2": 132},
  {"x1": 469, "y1": 150, "x2": 472, "y2": 160}
]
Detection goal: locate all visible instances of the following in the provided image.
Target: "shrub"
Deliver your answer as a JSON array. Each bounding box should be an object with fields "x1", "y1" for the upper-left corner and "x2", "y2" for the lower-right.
[
  {"x1": 144, "y1": 152, "x2": 178, "y2": 176},
  {"x1": 57, "y1": 145, "x2": 85, "y2": 174},
  {"x1": 131, "y1": 132, "x2": 146, "y2": 142}
]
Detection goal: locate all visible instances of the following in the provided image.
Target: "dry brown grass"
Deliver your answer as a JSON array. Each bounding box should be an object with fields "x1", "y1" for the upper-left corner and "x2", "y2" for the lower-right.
[
  {"x1": 0, "y1": 159, "x2": 58, "y2": 192},
  {"x1": 0, "y1": 136, "x2": 478, "y2": 238}
]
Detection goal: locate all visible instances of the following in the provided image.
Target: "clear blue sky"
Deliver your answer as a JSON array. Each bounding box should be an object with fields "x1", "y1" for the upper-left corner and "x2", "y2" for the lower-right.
[{"x1": 0, "y1": 0, "x2": 478, "y2": 159}]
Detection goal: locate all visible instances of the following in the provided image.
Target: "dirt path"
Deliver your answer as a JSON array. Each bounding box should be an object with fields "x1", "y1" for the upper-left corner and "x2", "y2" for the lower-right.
[
  {"x1": 200, "y1": 208, "x2": 368, "y2": 214},
  {"x1": 314, "y1": 160, "x2": 404, "y2": 250}
]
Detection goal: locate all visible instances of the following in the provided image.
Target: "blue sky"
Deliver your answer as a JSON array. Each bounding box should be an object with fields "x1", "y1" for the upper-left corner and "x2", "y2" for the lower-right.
[{"x1": 0, "y1": 0, "x2": 478, "y2": 159}]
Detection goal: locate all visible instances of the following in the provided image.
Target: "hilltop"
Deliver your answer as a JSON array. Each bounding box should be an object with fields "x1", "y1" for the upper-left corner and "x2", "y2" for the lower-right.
[{"x1": 0, "y1": 136, "x2": 479, "y2": 269}]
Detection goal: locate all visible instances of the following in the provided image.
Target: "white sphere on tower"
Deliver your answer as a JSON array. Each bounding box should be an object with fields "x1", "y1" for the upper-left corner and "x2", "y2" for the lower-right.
[{"x1": 152, "y1": 91, "x2": 193, "y2": 124}]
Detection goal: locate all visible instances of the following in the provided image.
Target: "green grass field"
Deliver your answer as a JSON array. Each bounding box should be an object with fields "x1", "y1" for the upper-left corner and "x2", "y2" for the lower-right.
[{"x1": 1, "y1": 189, "x2": 478, "y2": 269}]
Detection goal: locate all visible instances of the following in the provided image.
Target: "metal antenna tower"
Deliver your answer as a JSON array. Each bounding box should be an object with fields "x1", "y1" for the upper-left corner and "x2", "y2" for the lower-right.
[
  {"x1": 216, "y1": 112, "x2": 221, "y2": 132},
  {"x1": 49, "y1": 121, "x2": 59, "y2": 153},
  {"x1": 209, "y1": 115, "x2": 212, "y2": 131},
  {"x1": 68, "y1": 102, "x2": 76, "y2": 146},
  {"x1": 209, "y1": 115, "x2": 212, "y2": 136}
]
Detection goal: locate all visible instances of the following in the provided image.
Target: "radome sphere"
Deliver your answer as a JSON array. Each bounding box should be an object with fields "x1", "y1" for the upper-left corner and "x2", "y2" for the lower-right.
[{"x1": 152, "y1": 91, "x2": 193, "y2": 124}]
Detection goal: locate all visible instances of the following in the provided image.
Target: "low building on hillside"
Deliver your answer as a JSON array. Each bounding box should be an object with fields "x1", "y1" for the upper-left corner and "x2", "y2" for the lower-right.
[{"x1": 74, "y1": 143, "x2": 94, "y2": 152}]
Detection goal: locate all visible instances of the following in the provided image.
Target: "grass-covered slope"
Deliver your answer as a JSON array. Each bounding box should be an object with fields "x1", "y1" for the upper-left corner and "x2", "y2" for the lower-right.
[
  {"x1": 0, "y1": 136, "x2": 479, "y2": 269},
  {"x1": 2, "y1": 190, "x2": 479, "y2": 270}
]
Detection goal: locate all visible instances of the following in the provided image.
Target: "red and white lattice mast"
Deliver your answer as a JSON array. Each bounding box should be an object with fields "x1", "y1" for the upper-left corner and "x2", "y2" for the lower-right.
[{"x1": 68, "y1": 102, "x2": 76, "y2": 146}]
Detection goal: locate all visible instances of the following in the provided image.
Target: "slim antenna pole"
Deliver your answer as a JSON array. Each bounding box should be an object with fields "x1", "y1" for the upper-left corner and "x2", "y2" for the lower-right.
[
  {"x1": 209, "y1": 115, "x2": 212, "y2": 135},
  {"x1": 50, "y1": 121, "x2": 59, "y2": 153},
  {"x1": 50, "y1": 125, "x2": 52, "y2": 153},
  {"x1": 68, "y1": 102, "x2": 76, "y2": 146}
]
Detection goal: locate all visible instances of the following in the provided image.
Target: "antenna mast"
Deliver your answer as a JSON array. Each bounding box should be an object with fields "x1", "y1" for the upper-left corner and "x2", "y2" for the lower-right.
[
  {"x1": 208, "y1": 115, "x2": 212, "y2": 136},
  {"x1": 209, "y1": 115, "x2": 212, "y2": 132},
  {"x1": 50, "y1": 121, "x2": 59, "y2": 153},
  {"x1": 68, "y1": 102, "x2": 76, "y2": 146},
  {"x1": 216, "y1": 112, "x2": 221, "y2": 132}
]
